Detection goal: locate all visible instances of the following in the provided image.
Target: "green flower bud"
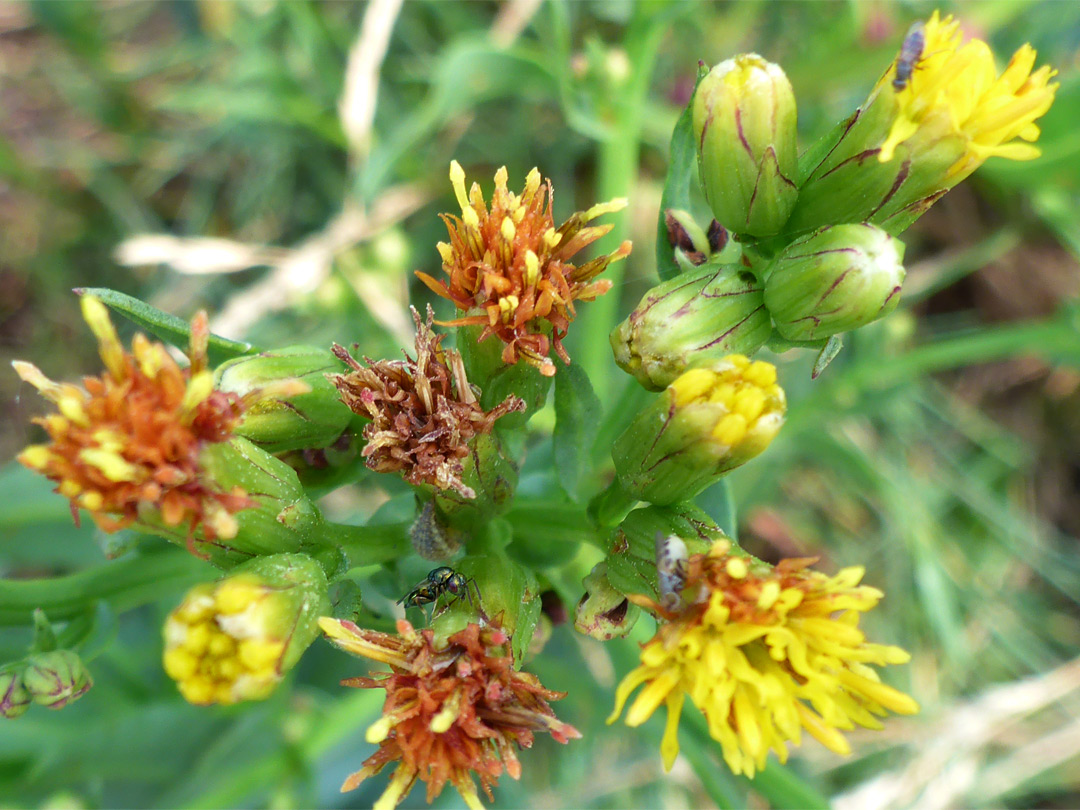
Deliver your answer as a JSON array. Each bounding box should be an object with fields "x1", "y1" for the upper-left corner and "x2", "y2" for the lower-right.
[
  {"x1": 764, "y1": 224, "x2": 906, "y2": 341},
  {"x1": 163, "y1": 553, "x2": 329, "y2": 705},
  {"x1": 613, "y1": 356, "x2": 785, "y2": 505},
  {"x1": 0, "y1": 670, "x2": 31, "y2": 718},
  {"x1": 611, "y1": 258, "x2": 771, "y2": 391},
  {"x1": 605, "y1": 504, "x2": 728, "y2": 606},
  {"x1": 140, "y1": 437, "x2": 332, "y2": 569},
  {"x1": 23, "y1": 651, "x2": 93, "y2": 709},
  {"x1": 214, "y1": 347, "x2": 354, "y2": 453},
  {"x1": 574, "y1": 562, "x2": 640, "y2": 640},
  {"x1": 693, "y1": 54, "x2": 798, "y2": 237},
  {"x1": 664, "y1": 209, "x2": 714, "y2": 268}
]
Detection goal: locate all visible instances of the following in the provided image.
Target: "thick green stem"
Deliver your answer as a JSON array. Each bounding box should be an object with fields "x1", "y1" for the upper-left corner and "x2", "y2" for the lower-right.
[
  {"x1": 587, "y1": 477, "x2": 640, "y2": 529},
  {"x1": 0, "y1": 551, "x2": 208, "y2": 627},
  {"x1": 506, "y1": 500, "x2": 605, "y2": 549},
  {"x1": 325, "y1": 520, "x2": 410, "y2": 567}
]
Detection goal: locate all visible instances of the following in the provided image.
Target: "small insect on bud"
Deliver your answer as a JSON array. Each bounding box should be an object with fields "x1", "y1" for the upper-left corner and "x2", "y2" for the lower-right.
[
  {"x1": 655, "y1": 533, "x2": 689, "y2": 611},
  {"x1": 892, "y1": 22, "x2": 926, "y2": 93}
]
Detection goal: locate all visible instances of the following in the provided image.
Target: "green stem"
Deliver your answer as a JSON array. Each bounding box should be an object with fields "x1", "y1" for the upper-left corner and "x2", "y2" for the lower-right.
[
  {"x1": 587, "y1": 477, "x2": 640, "y2": 529},
  {"x1": 0, "y1": 551, "x2": 207, "y2": 627},
  {"x1": 578, "y1": 12, "x2": 670, "y2": 397},
  {"x1": 324, "y1": 520, "x2": 410, "y2": 567},
  {"x1": 505, "y1": 500, "x2": 605, "y2": 549}
]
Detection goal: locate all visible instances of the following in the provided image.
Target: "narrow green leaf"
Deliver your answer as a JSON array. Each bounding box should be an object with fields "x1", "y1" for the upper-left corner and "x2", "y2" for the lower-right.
[
  {"x1": 553, "y1": 360, "x2": 602, "y2": 501},
  {"x1": 750, "y1": 760, "x2": 832, "y2": 810},
  {"x1": 74, "y1": 287, "x2": 257, "y2": 366},
  {"x1": 812, "y1": 334, "x2": 844, "y2": 379},
  {"x1": 656, "y1": 67, "x2": 706, "y2": 281}
]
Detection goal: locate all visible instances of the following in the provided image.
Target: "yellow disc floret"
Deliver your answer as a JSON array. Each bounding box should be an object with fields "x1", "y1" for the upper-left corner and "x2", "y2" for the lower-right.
[
  {"x1": 163, "y1": 574, "x2": 286, "y2": 706},
  {"x1": 669, "y1": 355, "x2": 784, "y2": 453}
]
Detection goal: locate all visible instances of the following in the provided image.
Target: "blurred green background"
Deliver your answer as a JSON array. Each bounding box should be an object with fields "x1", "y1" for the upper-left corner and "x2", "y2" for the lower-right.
[{"x1": 2, "y1": 1, "x2": 1079, "y2": 808}]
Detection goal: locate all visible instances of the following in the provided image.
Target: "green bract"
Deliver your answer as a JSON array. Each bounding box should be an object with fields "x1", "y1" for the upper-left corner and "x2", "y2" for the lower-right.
[{"x1": 23, "y1": 650, "x2": 93, "y2": 709}]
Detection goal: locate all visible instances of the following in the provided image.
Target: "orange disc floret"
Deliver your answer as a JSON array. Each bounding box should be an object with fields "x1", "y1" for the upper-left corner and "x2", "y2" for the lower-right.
[
  {"x1": 321, "y1": 617, "x2": 581, "y2": 810},
  {"x1": 416, "y1": 161, "x2": 632, "y2": 377},
  {"x1": 14, "y1": 295, "x2": 251, "y2": 549}
]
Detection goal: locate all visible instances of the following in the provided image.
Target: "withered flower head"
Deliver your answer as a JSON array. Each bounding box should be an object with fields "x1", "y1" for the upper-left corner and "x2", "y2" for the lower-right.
[
  {"x1": 329, "y1": 307, "x2": 523, "y2": 498},
  {"x1": 321, "y1": 617, "x2": 581, "y2": 810},
  {"x1": 14, "y1": 296, "x2": 252, "y2": 548},
  {"x1": 416, "y1": 161, "x2": 632, "y2": 377}
]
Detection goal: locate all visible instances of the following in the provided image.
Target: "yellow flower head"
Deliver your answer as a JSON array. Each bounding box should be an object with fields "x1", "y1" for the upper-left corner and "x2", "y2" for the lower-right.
[
  {"x1": 879, "y1": 11, "x2": 1058, "y2": 178},
  {"x1": 14, "y1": 296, "x2": 251, "y2": 551},
  {"x1": 416, "y1": 162, "x2": 632, "y2": 377},
  {"x1": 163, "y1": 555, "x2": 328, "y2": 706},
  {"x1": 608, "y1": 541, "x2": 919, "y2": 777}
]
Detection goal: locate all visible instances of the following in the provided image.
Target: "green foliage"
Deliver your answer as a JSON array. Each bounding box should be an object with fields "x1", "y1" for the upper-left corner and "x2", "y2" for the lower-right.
[{"x1": 3, "y1": 1, "x2": 1079, "y2": 809}]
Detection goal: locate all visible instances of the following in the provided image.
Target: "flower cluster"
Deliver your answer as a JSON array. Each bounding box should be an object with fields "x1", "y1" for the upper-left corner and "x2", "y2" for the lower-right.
[
  {"x1": 609, "y1": 540, "x2": 919, "y2": 776},
  {"x1": 14, "y1": 296, "x2": 251, "y2": 549},
  {"x1": 321, "y1": 617, "x2": 580, "y2": 810},
  {"x1": 417, "y1": 162, "x2": 632, "y2": 376}
]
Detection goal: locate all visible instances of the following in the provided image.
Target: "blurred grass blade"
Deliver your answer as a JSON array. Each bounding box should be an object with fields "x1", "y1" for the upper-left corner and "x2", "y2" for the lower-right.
[{"x1": 75, "y1": 287, "x2": 257, "y2": 365}]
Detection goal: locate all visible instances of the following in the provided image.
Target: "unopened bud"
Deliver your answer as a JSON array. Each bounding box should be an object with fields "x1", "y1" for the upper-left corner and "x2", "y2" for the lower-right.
[
  {"x1": 215, "y1": 347, "x2": 355, "y2": 453},
  {"x1": 764, "y1": 224, "x2": 906, "y2": 341},
  {"x1": 613, "y1": 356, "x2": 785, "y2": 505},
  {"x1": 163, "y1": 553, "x2": 329, "y2": 705},
  {"x1": 693, "y1": 54, "x2": 798, "y2": 236},
  {"x1": 23, "y1": 651, "x2": 93, "y2": 709},
  {"x1": 574, "y1": 562, "x2": 640, "y2": 640},
  {"x1": 664, "y1": 209, "x2": 712, "y2": 268},
  {"x1": 611, "y1": 258, "x2": 771, "y2": 390},
  {"x1": 0, "y1": 670, "x2": 31, "y2": 718}
]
